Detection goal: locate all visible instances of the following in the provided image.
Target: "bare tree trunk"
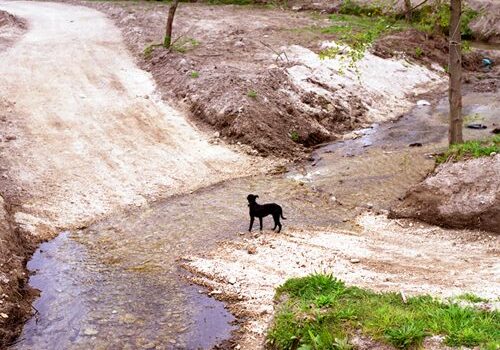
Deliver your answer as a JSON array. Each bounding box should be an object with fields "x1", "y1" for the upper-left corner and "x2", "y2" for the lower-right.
[
  {"x1": 448, "y1": 0, "x2": 463, "y2": 145},
  {"x1": 164, "y1": 0, "x2": 179, "y2": 48},
  {"x1": 404, "y1": 0, "x2": 413, "y2": 21}
]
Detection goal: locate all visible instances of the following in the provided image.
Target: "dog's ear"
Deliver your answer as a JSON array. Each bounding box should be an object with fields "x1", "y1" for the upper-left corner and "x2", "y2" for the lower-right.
[{"x1": 255, "y1": 195, "x2": 259, "y2": 198}]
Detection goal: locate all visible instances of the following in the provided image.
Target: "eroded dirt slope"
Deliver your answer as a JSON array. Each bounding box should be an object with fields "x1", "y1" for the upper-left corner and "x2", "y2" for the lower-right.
[
  {"x1": 0, "y1": 1, "x2": 270, "y2": 240},
  {"x1": 81, "y1": 1, "x2": 445, "y2": 157},
  {"x1": 391, "y1": 154, "x2": 500, "y2": 233}
]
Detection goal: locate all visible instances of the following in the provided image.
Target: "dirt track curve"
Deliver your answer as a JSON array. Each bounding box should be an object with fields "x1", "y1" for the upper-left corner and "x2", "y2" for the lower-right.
[{"x1": 0, "y1": 1, "x2": 266, "y2": 239}]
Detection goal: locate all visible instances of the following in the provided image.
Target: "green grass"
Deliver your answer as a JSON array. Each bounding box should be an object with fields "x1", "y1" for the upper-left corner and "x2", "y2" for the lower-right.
[
  {"x1": 171, "y1": 37, "x2": 200, "y2": 53},
  {"x1": 190, "y1": 71, "x2": 200, "y2": 78},
  {"x1": 247, "y1": 90, "x2": 258, "y2": 98},
  {"x1": 267, "y1": 273, "x2": 499, "y2": 350},
  {"x1": 290, "y1": 130, "x2": 300, "y2": 142},
  {"x1": 436, "y1": 136, "x2": 499, "y2": 164}
]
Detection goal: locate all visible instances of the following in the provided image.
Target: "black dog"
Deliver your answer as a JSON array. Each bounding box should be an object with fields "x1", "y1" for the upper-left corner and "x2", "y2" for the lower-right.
[{"x1": 247, "y1": 194, "x2": 286, "y2": 233}]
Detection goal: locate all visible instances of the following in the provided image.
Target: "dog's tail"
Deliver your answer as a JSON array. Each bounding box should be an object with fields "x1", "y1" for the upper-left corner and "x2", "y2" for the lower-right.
[{"x1": 281, "y1": 211, "x2": 287, "y2": 220}]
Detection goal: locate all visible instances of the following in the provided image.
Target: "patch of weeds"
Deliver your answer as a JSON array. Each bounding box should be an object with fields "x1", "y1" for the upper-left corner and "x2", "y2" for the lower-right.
[
  {"x1": 414, "y1": 46, "x2": 423, "y2": 58},
  {"x1": 411, "y1": 3, "x2": 478, "y2": 39},
  {"x1": 267, "y1": 273, "x2": 500, "y2": 350},
  {"x1": 339, "y1": 0, "x2": 384, "y2": 17},
  {"x1": 190, "y1": 71, "x2": 200, "y2": 78},
  {"x1": 455, "y1": 293, "x2": 490, "y2": 304},
  {"x1": 171, "y1": 37, "x2": 200, "y2": 53},
  {"x1": 289, "y1": 131, "x2": 300, "y2": 143},
  {"x1": 143, "y1": 43, "x2": 158, "y2": 59},
  {"x1": 319, "y1": 14, "x2": 407, "y2": 68},
  {"x1": 247, "y1": 90, "x2": 257, "y2": 98},
  {"x1": 435, "y1": 135, "x2": 499, "y2": 164}
]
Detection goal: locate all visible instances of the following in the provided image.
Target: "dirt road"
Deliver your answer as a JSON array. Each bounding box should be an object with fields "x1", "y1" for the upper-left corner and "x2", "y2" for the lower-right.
[{"x1": 0, "y1": 1, "x2": 268, "y2": 239}]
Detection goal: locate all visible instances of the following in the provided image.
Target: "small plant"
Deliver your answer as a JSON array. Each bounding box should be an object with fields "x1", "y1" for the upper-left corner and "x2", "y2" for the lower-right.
[
  {"x1": 289, "y1": 131, "x2": 300, "y2": 143},
  {"x1": 172, "y1": 37, "x2": 200, "y2": 53},
  {"x1": 190, "y1": 71, "x2": 200, "y2": 78},
  {"x1": 455, "y1": 293, "x2": 490, "y2": 303},
  {"x1": 436, "y1": 136, "x2": 499, "y2": 163},
  {"x1": 247, "y1": 90, "x2": 257, "y2": 98},
  {"x1": 143, "y1": 44, "x2": 155, "y2": 59},
  {"x1": 414, "y1": 46, "x2": 423, "y2": 58},
  {"x1": 384, "y1": 323, "x2": 427, "y2": 349}
]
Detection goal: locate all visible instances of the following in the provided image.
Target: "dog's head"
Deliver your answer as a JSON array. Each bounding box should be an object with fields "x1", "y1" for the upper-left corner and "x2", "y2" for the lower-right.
[{"x1": 247, "y1": 194, "x2": 259, "y2": 204}]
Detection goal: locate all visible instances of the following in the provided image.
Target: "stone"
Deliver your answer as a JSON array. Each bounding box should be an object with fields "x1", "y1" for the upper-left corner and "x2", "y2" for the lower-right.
[
  {"x1": 228, "y1": 277, "x2": 237, "y2": 284},
  {"x1": 416, "y1": 100, "x2": 430, "y2": 106},
  {"x1": 83, "y1": 328, "x2": 98, "y2": 336},
  {"x1": 350, "y1": 258, "x2": 360, "y2": 263}
]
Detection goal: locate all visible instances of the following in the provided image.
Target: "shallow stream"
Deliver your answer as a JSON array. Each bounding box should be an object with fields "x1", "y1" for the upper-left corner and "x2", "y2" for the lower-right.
[{"x1": 13, "y1": 91, "x2": 499, "y2": 349}]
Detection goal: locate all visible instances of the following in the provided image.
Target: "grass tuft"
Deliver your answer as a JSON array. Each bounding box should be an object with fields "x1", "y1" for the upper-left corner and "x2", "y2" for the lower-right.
[
  {"x1": 436, "y1": 136, "x2": 499, "y2": 164},
  {"x1": 267, "y1": 273, "x2": 500, "y2": 350}
]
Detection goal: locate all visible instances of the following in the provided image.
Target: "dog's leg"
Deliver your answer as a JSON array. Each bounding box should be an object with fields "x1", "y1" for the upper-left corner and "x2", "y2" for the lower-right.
[
  {"x1": 249, "y1": 216, "x2": 254, "y2": 232},
  {"x1": 277, "y1": 221, "x2": 282, "y2": 233},
  {"x1": 259, "y1": 217, "x2": 263, "y2": 231}
]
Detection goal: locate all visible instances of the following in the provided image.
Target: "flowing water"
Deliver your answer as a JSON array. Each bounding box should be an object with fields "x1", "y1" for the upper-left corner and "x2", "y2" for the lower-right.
[{"x1": 13, "y1": 90, "x2": 499, "y2": 349}]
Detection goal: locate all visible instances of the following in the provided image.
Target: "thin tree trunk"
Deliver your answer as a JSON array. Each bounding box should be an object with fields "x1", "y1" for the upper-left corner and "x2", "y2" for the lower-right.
[
  {"x1": 404, "y1": 0, "x2": 413, "y2": 21},
  {"x1": 164, "y1": 0, "x2": 179, "y2": 48},
  {"x1": 448, "y1": 0, "x2": 463, "y2": 145}
]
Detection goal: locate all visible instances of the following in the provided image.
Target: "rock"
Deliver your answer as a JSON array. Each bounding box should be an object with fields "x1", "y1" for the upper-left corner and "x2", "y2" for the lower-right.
[
  {"x1": 365, "y1": 203, "x2": 373, "y2": 210},
  {"x1": 5, "y1": 135, "x2": 16, "y2": 141},
  {"x1": 466, "y1": 123, "x2": 487, "y2": 129},
  {"x1": 0, "y1": 313, "x2": 8, "y2": 319},
  {"x1": 416, "y1": 100, "x2": 430, "y2": 106},
  {"x1": 350, "y1": 258, "x2": 360, "y2": 263},
  {"x1": 228, "y1": 277, "x2": 237, "y2": 285},
  {"x1": 234, "y1": 41, "x2": 245, "y2": 48},
  {"x1": 330, "y1": 196, "x2": 337, "y2": 203},
  {"x1": 83, "y1": 328, "x2": 99, "y2": 336},
  {"x1": 409, "y1": 142, "x2": 422, "y2": 147},
  {"x1": 492, "y1": 128, "x2": 500, "y2": 134},
  {"x1": 490, "y1": 152, "x2": 497, "y2": 157},
  {"x1": 291, "y1": 5, "x2": 302, "y2": 11},
  {"x1": 213, "y1": 131, "x2": 220, "y2": 138}
]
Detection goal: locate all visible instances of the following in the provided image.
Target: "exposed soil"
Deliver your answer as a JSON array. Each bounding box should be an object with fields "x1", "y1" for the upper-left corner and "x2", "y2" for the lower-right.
[
  {"x1": 0, "y1": 12, "x2": 32, "y2": 348},
  {"x1": 391, "y1": 154, "x2": 500, "y2": 233},
  {"x1": 0, "y1": 9, "x2": 26, "y2": 50},
  {"x1": 79, "y1": 1, "x2": 446, "y2": 158},
  {"x1": 0, "y1": 1, "x2": 273, "y2": 346},
  {"x1": 183, "y1": 214, "x2": 499, "y2": 349},
  {"x1": 0, "y1": 1, "x2": 498, "y2": 348}
]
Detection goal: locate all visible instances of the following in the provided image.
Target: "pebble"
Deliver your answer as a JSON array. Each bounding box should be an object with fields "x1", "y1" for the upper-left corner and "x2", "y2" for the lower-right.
[
  {"x1": 350, "y1": 258, "x2": 360, "y2": 263},
  {"x1": 0, "y1": 313, "x2": 8, "y2": 319},
  {"x1": 228, "y1": 277, "x2": 237, "y2": 284},
  {"x1": 5, "y1": 135, "x2": 16, "y2": 141},
  {"x1": 83, "y1": 328, "x2": 98, "y2": 336},
  {"x1": 490, "y1": 152, "x2": 497, "y2": 157},
  {"x1": 416, "y1": 100, "x2": 430, "y2": 106}
]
